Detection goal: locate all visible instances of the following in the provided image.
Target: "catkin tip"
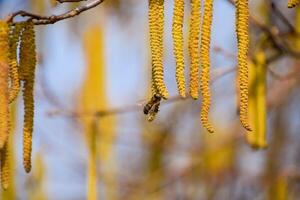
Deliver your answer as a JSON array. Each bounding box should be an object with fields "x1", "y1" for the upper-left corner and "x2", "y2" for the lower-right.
[
  {"x1": 24, "y1": 165, "x2": 31, "y2": 173},
  {"x1": 1, "y1": 143, "x2": 10, "y2": 189},
  {"x1": 242, "y1": 123, "x2": 252, "y2": 132}
]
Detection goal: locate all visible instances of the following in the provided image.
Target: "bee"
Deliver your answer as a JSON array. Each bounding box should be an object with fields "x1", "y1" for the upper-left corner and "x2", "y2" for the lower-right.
[{"x1": 143, "y1": 94, "x2": 161, "y2": 121}]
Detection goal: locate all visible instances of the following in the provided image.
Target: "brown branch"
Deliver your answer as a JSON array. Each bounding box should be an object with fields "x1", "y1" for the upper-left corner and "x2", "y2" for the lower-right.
[
  {"x1": 226, "y1": 0, "x2": 300, "y2": 60},
  {"x1": 57, "y1": 0, "x2": 87, "y2": 3},
  {"x1": 47, "y1": 66, "x2": 237, "y2": 118},
  {"x1": 6, "y1": 0, "x2": 105, "y2": 25},
  {"x1": 271, "y1": 2, "x2": 297, "y2": 34}
]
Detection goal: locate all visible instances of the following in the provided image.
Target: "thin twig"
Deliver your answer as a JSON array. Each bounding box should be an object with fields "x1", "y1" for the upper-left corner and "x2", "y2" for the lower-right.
[
  {"x1": 6, "y1": 0, "x2": 105, "y2": 25},
  {"x1": 271, "y1": 2, "x2": 298, "y2": 34},
  {"x1": 226, "y1": 0, "x2": 300, "y2": 59},
  {"x1": 47, "y1": 66, "x2": 237, "y2": 118}
]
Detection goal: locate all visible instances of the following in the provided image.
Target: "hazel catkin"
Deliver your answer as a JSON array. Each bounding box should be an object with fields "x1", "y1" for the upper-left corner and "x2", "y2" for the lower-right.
[
  {"x1": 236, "y1": 0, "x2": 252, "y2": 131},
  {"x1": 149, "y1": 0, "x2": 169, "y2": 99},
  {"x1": 19, "y1": 22, "x2": 36, "y2": 173},
  {"x1": 0, "y1": 21, "x2": 10, "y2": 149},
  {"x1": 246, "y1": 52, "x2": 267, "y2": 149},
  {"x1": 200, "y1": 0, "x2": 214, "y2": 133},
  {"x1": 188, "y1": 0, "x2": 201, "y2": 99},
  {"x1": 173, "y1": 0, "x2": 186, "y2": 97},
  {"x1": 8, "y1": 23, "x2": 24, "y2": 103},
  {"x1": 1, "y1": 142, "x2": 10, "y2": 190}
]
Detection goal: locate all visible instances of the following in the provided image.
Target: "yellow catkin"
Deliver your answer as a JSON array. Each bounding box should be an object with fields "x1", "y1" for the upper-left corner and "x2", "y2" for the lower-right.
[
  {"x1": 172, "y1": 0, "x2": 186, "y2": 97},
  {"x1": 1, "y1": 142, "x2": 10, "y2": 190},
  {"x1": 1, "y1": 103, "x2": 17, "y2": 198},
  {"x1": 200, "y1": 0, "x2": 214, "y2": 133},
  {"x1": 8, "y1": 23, "x2": 24, "y2": 104},
  {"x1": 188, "y1": 0, "x2": 201, "y2": 99},
  {"x1": 82, "y1": 27, "x2": 118, "y2": 200},
  {"x1": 19, "y1": 22, "x2": 36, "y2": 173},
  {"x1": 149, "y1": 0, "x2": 169, "y2": 99},
  {"x1": 288, "y1": 0, "x2": 300, "y2": 8},
  {"x1": 246, "y1": 52, "x2": 267, "y2": 149},
  {"x1": 236, "y1": 0, "x2": 252, "y2": 131},
  {"x1": 0, "y1": 21, "x2": 10, "y2": 149}
]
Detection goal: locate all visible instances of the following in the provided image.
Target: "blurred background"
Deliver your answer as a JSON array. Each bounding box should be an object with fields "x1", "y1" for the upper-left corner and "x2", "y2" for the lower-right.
[{"x1": 1, "y1": 0, "x2": 300, "y2": 199}]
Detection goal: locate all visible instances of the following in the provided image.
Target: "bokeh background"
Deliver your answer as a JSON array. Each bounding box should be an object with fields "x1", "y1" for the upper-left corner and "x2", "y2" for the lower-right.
[{"x1": 1, "y1": 0, "x2": 300, "y2": 199}]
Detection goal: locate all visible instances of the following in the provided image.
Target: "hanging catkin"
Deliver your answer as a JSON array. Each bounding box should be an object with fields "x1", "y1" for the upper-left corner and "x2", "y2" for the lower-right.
[
  {"x1": 246, "y1": 52, "x2": 267, "y2": 149},
  {"x1": 288, "y1": 0, "x2": 300, "y2": 8},
  {"x1": 236, "y1": 0, "x2": 252, "y2": 131},
  {"x1": 188, "y1": 0, "x2": 201, "y2": 99},
  {"x1": 0, "y1": 21, "x2": 10, "y2": 149},
  {"x1": 149, "y1": 0, "x2": 169, "y2": 99},
  {"x1": 1, "y1": 142, "x2": 10, "y2": 189},
  {"x1": 19, "y1": 22, "x2": 36, "y2": 173},
  {"x1": 8, "y1": 23, "x2": 24, "y2": 104},
  {"x1": 200, "y1": 0, "x2": 214, "y2": 133},
  {"x1": 172, "y1": 0, "x2": 186, "y2": 97}
]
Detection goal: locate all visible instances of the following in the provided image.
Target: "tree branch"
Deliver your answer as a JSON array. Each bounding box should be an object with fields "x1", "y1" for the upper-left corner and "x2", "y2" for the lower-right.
[
  {"x1": 47, "y1": 66, "x2": 237, "y2": 118},
  {"x1": 57, "y1": 0, "x2": 87, "y2": 3},
  {"x1": 6, "y1": 0, "x2": 105, "y2": 25}
]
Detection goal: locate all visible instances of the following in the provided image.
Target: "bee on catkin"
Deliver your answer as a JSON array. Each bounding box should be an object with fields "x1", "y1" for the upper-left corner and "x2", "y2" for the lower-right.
[
  {"x1": 0, "y1": 21, "x2": 10, "y2": 149},
  {"x1": 143, "y1": 94, "x2": 161, "y2": 121},
  {"x1": 188, "y1": 0, "x2": 201, "y2": 100},
  {"x1": 236, "y1": 0, "x2": 252, "y2": 131},
  {"x1": 19, "y1": 22, "x2": 36, "y2": 173},
  {"x1": 149, "y1": 0, "x2": 169, "y2": 99},
  {"x1": 172, "y1": 0, "x2": 186, "y2": 97},
  {"x1": 200, "y1": 0, "x2": 214, "y2": 133},
  {"x1": 288, "y1": 0, "x2": 300, "y2": 8},
  {"x1": 1, "y1": 142, "x2": 10, "y2": 190},
  {"x1": 8, "y1": 23, "x2": 24, "y2": 104}
]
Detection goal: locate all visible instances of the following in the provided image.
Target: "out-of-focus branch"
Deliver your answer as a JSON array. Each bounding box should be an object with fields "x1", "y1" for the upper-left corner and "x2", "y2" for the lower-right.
[
  {"x1": 270, "y1": 2, "x2": 298, "y2": 34},
  {"x1": 6, "y1": 0, "x2": 105, "y2": 25},
  {"x1": 47, "y1": 66, "x2": 237, "y2": 118},
  {"x1": 226, "y1": 0, "x2": 300, "y2": 59},
  {"x1": 57, "y1": 0, "x2": 87, "y2": 2}
]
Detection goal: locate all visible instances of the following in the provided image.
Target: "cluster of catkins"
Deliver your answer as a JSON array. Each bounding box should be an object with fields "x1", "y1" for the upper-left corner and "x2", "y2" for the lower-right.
[
  {"x1": 146, "y1": 0, "x2": 300, "y2": 132},
  {"x1": 147, "y1": 0, "x2": 251, "y2": 133},
  {"x1": 0, "y1": 20, "x2": 36, "y2": 189}
]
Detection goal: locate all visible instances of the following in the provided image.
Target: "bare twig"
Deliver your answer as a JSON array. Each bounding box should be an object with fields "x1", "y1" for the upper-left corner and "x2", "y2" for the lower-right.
[
  {"x1": 271, "y1": 2, "x2": 298, "y2": 34},
  {"x1": 47, "y1": 66, "x2": 237, "y2": 118},
  {"x1": 226, "y1": 0, "x2": 300, "y2": 60},
  {"x1": 57, "y1": 0, "x2": 87, "y2": 3},
  {"x1": 6, "y1": 0, "x2": 105, "y2": 25},
  {"x1": 213, "y1": 46, "x2": 236, "y2": 59}
]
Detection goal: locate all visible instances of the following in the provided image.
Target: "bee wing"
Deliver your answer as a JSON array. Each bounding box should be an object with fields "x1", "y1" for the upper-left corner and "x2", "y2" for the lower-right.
[{"x1": 137, "y1": 99, "x2": 148, "y2": 107}]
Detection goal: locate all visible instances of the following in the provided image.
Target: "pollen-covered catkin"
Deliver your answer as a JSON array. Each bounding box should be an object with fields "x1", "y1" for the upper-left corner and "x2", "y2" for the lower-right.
[
  {"x1": 172, "y1": 0, "x2": 186, "y2": 97},
  {"x1": 288, "y1": 0, "x2": 300, "y2": 8},
  {"x1": 1, "y1": 142, "x2": 10, "y2": 189},
  {"x1": 19, "y1": 22, "x2": 36, "y2": 173},
  {"x1": 236, "y1": 0, "x2": 252, "y2": 131},
  {"x1": 188, "y1": 0, "x2": 201, "y2": 99},
  {"x1": 0, "y1": 21, "x2": 10, "y2": 149},
  {"x1": 149, "y1": 0, "x2": 169, "y2": 99},
  {"x1": 200, "y1": 0, "x2": 214, "y2": 133},
  {"x1": 8, "y1": 23, "x2": 24, "y2": 103}
]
